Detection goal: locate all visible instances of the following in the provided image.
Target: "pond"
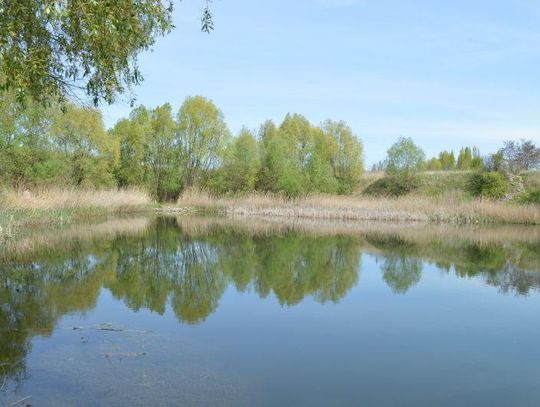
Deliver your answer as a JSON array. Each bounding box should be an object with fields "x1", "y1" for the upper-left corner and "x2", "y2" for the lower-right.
[{"x1": 1, "y1": 216, "x2": 540, "y2": 406}]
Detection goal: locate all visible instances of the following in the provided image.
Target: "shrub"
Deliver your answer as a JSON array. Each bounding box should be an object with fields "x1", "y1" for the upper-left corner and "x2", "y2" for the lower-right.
[
  {"x1": 468, "y1": 172, "x2": 509, "y2": 199},
  {"x1": 518, "y1": 190, "x2": 540, "y2": 205},
  {"x1": 364, "y1": 174, "x2": 421, "y2": 197}
]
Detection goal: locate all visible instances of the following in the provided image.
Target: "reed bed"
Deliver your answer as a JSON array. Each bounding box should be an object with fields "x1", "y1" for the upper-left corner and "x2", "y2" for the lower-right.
[
  {"x1": 174, "y1": 215, "x2": 540, "y2": 245},
  {"x1": 177, "y1": 188, "x2": 540, "y2": 225},
  {"x1": 1, "y1": 217, "x2": 151, "y2": 261},
  {"x1": 0, "y1": 187, "x2": 153, "y2": 242},
  {"x1": 1, "y1": 187, "x2": 151, "y2": 210},
  {"x1": 173, "y1": 216, "x2": 540, "y2": 275}
]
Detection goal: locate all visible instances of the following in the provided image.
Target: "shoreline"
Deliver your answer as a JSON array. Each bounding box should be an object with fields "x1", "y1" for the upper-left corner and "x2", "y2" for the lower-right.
[
  {"x1": 0, "y1": 205, "x2": 155, "y2": 243},
  {"x1": 173, "y1": 191, "x2": 540, "y2": 226},
  {"x1": 2, "y1": 188, "x2": 540, "y2": 244},
  {"x1": 0, "y1": 188, "x2": 154, "y2": 242},
  {"x1": 3, "y1": 213, "x2": 540, "y2": 273}
]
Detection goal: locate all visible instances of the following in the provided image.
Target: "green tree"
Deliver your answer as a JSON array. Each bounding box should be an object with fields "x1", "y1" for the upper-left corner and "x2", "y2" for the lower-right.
[
  {"x1": 258, "y1": 116, "x2": 364, "y2": 195},
  {"x1": 385, "y1": 137, "x2": 425, "y2": 178},
  {"x1": 221, "y1": 128, "x2": 261, "y2": 192},
  {"x1": 306, "y1": 127, "x2": 339, "y2": 193},
  {"x1": 485, "y1": 150, "x2": 505, "y2": 172},
  {"x1": 266, "y1": 136, "x2": 304, "y2": 197},
  {"x1": 256, "y1": 120, "x2": 280, "y2": 191},
  {"x1": 381, "y1": 137, "x2": 425, "y2": 195},
  {"x1": 110, "y1": 118, "x2": 146, "y2": 187},
  {"x1": 257, "y1": 119, "x2": 304, "y2": 197},
  {"x1": 426, "y1": 157, "x2": 442, "y2": 171},
  {"x1": 322, "y1": 120, "x2": 364, "y2": 194},
  {"x1": 51, "y1": 104, "x2": 115, "y2": 186},
  {"x1": 0, "y1": 0, "x2": 175, "y2": 105},
  {"x1": 457, "y1": 147, "x2": 473, "y2": 170},
  {"x1": 280, "y1": 113, "x2": 314, "y2": 176},
  {"x1": 0, "y1": 92, "x2": 57, "y2": 186},
  {"x1": 471, "y1": 146, "x2": 484, "y2": 170},
  {"x1": 147, "y1": 103, "x2": 179, "y2": 200},
  {"x1": 114, "y1": 103, "x2": 180, "y2": 199},
  {"x1": 177, "y1": 96, "x2": 230, "y2": 189},
  {"x1": 438, "y1": 150, "x2": 455, "y2": 170}
]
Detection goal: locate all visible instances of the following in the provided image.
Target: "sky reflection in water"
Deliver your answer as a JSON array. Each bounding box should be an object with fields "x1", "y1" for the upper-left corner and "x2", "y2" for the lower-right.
[{"x1": 1, "y1": 216, "x2": 540, "y2": 406}]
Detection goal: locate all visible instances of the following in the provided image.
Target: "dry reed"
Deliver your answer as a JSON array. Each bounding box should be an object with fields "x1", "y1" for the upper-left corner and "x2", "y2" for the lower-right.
[
  {"x1": 1, "y1": 217, "x2": 151, "y2": 260},
  {"x1": 176, "y1": 188, "x2": 540, "y2": 225},
  {"x1": 1, "y1": 187, "x2": 152, "y2": 210},
  {"x1": 0, "y1": 187, "x2": 153, "y2": 242},
  {"x1": 174, "y1": 215, "x2": 540, "y2": 245}
]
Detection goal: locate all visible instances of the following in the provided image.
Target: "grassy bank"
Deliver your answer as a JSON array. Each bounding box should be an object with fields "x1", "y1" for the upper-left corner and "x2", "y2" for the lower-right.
[
  {"x1": 0, "y1": 188, "x2": 153, "y2": 242},
  {"x1": 359, "y1": 170, "x2": 540, "y2": 198},
  {"x1": 2, "y1": 170, "x2": 539, "y2": 243},
  {"x1": 176, "y1": 187, "x2": 540, "y2": 225}
]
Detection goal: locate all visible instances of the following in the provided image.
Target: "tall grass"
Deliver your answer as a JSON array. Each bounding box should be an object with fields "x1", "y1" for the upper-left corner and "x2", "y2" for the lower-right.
[
  {"x1": 1, "y1": 217, "x2": 151, "y2": 261},
  {"x1": 0, "y1": 187, "x2": 153, "y2": 242},
  {"x1": 177, "y1": 188, "x2": 540, "y2": 225},
  {"x1": 174, "y1": 215, "x2": 540, "y2": 245},
  {"x1": 1, "y1": 187, "x2": 151, "y2": 210}
]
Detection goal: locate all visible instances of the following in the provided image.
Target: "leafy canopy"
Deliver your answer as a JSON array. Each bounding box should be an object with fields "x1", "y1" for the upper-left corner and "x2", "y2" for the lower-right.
[
  {"x1": 177, "y1": 95, "x2": 230, "y2": 188},
  {"x1": 0, "y1": 1, "x2": 215, "y2": 105},
  {"x1": 385, "y1": 136, "x2": 425, "y2": 177}
]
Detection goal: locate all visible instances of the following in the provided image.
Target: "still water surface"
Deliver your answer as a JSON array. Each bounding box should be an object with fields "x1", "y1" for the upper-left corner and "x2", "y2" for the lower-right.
[{"x1": 1, "y1": 216, "x2": 540, "y2": 406}]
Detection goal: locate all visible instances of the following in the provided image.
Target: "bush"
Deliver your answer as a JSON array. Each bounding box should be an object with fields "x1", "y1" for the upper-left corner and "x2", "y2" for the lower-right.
[
  {"x1": 363, "y1": 174, "x2": 421, "y2": 197},
  {"x1": 468, "y1": 172, "x2": 509, "y2": 199},
  {"x1": 518, "y1": 190, "x2": 540, "y2": 205}
]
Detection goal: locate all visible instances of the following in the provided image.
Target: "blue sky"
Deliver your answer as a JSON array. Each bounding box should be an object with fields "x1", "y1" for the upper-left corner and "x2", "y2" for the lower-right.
[{"x1": 101, "y1": 0, "x2": 540, "y2": 165}]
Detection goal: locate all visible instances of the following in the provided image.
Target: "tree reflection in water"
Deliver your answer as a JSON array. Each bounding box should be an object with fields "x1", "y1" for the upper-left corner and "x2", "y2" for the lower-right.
[
  {"x1": 2, "y1": 216, "x2": 540, "y2": 388},
  {"x1": 106, "y1": 218, "x2": 360, "y2": 322}
]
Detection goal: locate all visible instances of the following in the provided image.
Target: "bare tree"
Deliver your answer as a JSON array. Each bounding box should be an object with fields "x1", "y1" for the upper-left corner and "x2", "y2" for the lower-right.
[{"x1": 502, "y1": 139, "x2": 540, "y2": 173}]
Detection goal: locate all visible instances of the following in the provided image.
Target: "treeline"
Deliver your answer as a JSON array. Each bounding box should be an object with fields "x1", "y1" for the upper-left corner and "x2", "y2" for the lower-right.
[
  {"x1": 371, "y1": 145, "x2": 485, "y2": 172},
  {"x1": 0, "y1": 93, "x2": 118, "y2": 188},
  {"x1": 426, "y1": 147, "x2": 484, "y2": 171},
  {"x1": 2, "y1": 91, "x2": 538, "y2": 202},
  {"x1": 371, "y1": 136, "x2": 540, "y2": 199},
  {"x1": 373, "y1": 139, "x2": 540, "y2": 176},
  {"x1": 112, "y1": 96, "x2": 363, "y2": 199},
  {"x1": 0, "y1": 94, "x2": 363, "y2": 200}
]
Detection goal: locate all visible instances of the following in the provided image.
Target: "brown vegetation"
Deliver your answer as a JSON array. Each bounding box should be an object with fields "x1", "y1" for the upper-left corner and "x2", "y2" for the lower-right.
[
  {"x1": 176, "y1": 187, "x2": 540, "y2": 225},
  {"x1": 1, "y1": 187, "x2": 151, "y2": 210},
  {"x1": 174, "y1": 215, "x2": 540, "y2": 246},
  {"x1": 0, "y1": 188, "x2": 153, "y2": 243},
  {"x1": 1, "y1": 217, "x2": 151, "y2": 261}
]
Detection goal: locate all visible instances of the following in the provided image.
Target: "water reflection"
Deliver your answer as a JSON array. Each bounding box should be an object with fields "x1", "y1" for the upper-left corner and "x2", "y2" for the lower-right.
[
  {"x1": 106, "y1": 218, "x2": 360, "y2": 323},
  {"x1": 0, "y1": 249, "x2": 115, "y2": 385},
  {"x1": 365, "y1": 230, "x2": 540, "y2": 295},
  {"x1": 1, "y1": 216, "x2": 540, "y2": 392}
]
